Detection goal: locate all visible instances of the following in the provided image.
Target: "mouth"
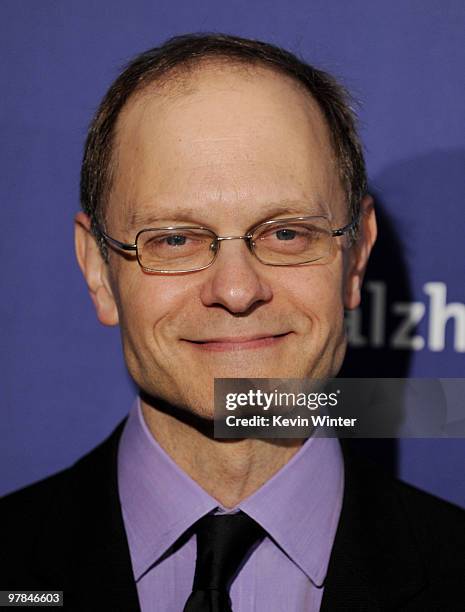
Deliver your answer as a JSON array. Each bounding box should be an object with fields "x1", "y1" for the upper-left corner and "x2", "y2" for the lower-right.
[{"x1": 182, "y1": 332, "x2": 292, "y2": 352}]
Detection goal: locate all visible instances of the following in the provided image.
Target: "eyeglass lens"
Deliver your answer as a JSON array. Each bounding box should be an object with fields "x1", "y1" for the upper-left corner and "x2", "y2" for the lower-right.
[{"x1": 136, "y1": 219, "x2": 334, "y2": 272}]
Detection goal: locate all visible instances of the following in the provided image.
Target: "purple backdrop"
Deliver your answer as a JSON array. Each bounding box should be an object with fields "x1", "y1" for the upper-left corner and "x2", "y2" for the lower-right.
[{"x1": 1, "y1": 1, "x2": 464, "y2": 507}]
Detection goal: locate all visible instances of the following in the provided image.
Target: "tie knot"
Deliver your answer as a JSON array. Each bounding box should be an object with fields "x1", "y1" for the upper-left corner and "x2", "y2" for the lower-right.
[{"x1": 192, "y1": 511, "x2": 264, "y2": 591}]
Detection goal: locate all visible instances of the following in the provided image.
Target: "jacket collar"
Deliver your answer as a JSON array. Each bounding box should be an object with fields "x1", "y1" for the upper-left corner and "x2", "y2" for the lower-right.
[{"x1": 64, "y1": 419, "x2": 141, "y2": 611}]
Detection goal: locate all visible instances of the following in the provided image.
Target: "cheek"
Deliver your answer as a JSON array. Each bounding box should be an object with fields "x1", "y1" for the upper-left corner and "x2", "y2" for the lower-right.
[
  {"x1": 274, "y1": 264, "x2": 347, "y2": 379},
  {"x1": 114, "y1": 270, "x2": 199, "y2": 346},
  {"x1": 279, "y1": 264, "x2": 345, "y2": 327}
]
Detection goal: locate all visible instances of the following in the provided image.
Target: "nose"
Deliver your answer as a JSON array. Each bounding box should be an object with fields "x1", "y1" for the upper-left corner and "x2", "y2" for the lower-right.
[{"x1": 199, "y1": 238, "x2": 273, "y2": 314}]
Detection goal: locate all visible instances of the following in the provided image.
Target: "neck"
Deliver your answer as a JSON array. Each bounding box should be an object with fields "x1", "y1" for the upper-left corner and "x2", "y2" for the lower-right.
[{"x1": 141, "y1": 398, "x2": 303, "y2": 508}]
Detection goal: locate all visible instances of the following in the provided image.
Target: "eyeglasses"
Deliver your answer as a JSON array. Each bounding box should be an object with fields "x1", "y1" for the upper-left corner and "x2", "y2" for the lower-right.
[{"x1": 98, "y1": 215, "x2": 358, "y2": 274}]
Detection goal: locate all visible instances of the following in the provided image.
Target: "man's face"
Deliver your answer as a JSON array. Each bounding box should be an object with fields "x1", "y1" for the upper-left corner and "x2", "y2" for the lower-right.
[{"x1": 76, "y1": 63, "x2": 375, "y2": 418}]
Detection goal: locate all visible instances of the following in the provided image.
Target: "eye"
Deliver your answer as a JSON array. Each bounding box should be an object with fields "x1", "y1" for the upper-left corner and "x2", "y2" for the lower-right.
[
  {"x1": 275, "y1": 228, "x2": 297, "y2": 241},
  {"x1": 164, "y1": 234, "x2": 187, "y2": 247},
  {"x1": 145, "y1": 232, "x2": 196, "y2": 250},
  {"x1": 140, "y1": 229, "x2": 215, "y2": 262},
  {"x1": 258, "y1": 224, "x2": 318, "y2": 245},
  {"x1": 254, "y1": 222, "x2": 329, "y2": 259}
]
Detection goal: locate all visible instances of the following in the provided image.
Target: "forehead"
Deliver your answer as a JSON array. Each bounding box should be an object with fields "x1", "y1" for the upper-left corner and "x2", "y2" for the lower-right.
[{"x1": 109, "y1": 62, "x2": 343, "y2": 228}]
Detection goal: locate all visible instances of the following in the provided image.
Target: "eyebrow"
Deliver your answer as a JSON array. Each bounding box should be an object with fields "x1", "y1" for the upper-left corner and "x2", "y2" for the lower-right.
[
  {"x1": 127, "y1": 200, "x2": 328, "y2": 231},
  {"x1": 128, "y1": 206, "x2": 202, "y2": 229}
]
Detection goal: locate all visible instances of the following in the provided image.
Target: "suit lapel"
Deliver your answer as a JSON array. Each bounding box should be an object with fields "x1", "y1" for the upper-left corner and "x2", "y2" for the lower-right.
[
  {"x1": 64, "y1": 420, "x2": 141, "y2": 611},
  {"x1": 321, "y1": 445, "x2": 427, "y2": 611}
]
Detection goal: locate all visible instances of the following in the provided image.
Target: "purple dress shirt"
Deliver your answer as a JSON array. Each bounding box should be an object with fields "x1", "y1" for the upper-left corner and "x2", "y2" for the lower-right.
[{"x1": 117, "y1": 400, "x2": 344, "y2": 612}]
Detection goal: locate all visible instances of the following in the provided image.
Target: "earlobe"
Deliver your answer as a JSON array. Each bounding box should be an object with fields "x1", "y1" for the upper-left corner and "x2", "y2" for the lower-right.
[
  {"x1": 343, "y1": 194, "x2": 377, "y2": 311},
  {"x1": 344, "y1": 274, "x2": 363, "y2": 311},
  {"x1": 74, "y1": 212, "x2": 119, "y2": 326}
]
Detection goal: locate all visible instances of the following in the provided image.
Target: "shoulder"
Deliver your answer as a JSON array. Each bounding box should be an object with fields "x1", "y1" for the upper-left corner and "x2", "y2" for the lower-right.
[
  {"x1": 346, "y1": 448, "x2": 465, "y2": 527},
  {"x1": 0, "y1": 464, "x2": 71, "y2": 519},
  {"x1": 0, "y1": 465, "x2": 74, "y2": 587},
  {"x1": 0, "y1": 418, "x2": 123, "y2": 520},
  {"x1": 322, "y1": 446, "x2": 465, "y2": 610},
  {"x1": 0, "y1": 420, "x2": 126, "y2": 588},
  {"x1": 343, "y1": 448, "x2": 465, "y2": 578},
  {"x1": 381, "y1": 464, "x2": 465, "y2": 572}
]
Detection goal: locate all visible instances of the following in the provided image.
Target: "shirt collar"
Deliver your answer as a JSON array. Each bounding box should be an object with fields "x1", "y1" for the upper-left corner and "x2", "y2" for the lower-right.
[
  {"x1": 118, "y1": 399, "x2": 344, "y2": 586},
  {"x1": 118, "y1": 399, "x2": 218, "y2": 580},
  {"x1": 240, "y1": 431, "x2": 344, "y2": 586}
]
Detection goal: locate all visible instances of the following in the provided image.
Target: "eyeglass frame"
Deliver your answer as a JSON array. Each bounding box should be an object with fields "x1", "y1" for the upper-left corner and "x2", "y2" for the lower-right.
[{"x1": 97, "y1": 214, "x2": 360, "y2": 274}]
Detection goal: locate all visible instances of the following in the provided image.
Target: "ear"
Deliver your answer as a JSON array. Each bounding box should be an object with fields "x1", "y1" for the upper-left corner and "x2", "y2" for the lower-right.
[
  {"x1": 343, "y1": 194, "x2": 377, "y2": 310},
  {"x1": 74, "y1": 212, "x2": 119, "y2": 326}
]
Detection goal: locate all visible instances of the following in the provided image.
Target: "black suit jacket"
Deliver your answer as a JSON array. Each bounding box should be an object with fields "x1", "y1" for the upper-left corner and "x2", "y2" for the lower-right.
[{"x1": 1, "y1": 420, "x2": 464, "y2": 611}]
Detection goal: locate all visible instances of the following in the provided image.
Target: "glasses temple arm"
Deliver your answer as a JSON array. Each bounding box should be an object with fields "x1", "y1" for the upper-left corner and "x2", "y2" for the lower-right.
[
  {"x1": 99, "y1": 228, "x2": 137, "y2": 251},
  {"x1": 331, "y1": 213, "x2": 361, "y2": 237}
]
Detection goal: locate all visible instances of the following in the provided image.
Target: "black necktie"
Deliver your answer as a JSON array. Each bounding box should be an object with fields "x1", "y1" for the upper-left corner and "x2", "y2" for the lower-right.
[{"x1": 183, "y1": 511, "x2": 265, "y2": 612}]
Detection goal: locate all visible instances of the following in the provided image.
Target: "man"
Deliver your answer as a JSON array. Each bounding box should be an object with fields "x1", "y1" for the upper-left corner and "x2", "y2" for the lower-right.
[{"x1": 1, "y1": 33, "x2": 464, "y2": 611}]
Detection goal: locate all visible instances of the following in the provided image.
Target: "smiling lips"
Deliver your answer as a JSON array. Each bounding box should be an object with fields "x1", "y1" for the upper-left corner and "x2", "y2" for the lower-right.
[{"x1": 185, "y1": 332, "x2": 292, "y2": 351}]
